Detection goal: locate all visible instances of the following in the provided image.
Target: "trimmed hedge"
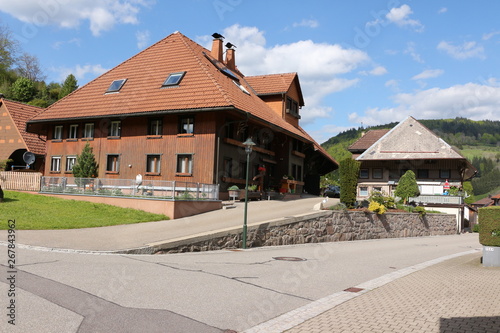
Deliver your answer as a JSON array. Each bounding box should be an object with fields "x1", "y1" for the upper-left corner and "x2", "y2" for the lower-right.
[{"x1": 478, "y1": 206, "x2": 500, "y2": 246}]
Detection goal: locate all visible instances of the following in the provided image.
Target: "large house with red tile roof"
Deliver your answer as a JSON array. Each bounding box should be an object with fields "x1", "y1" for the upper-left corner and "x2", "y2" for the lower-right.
[
  {"x1": 0, "y1": 98, "x2": 45, "y2": 172},
  {"x1": 26, "y1": 32, "x2": 337, "y2": 196}
]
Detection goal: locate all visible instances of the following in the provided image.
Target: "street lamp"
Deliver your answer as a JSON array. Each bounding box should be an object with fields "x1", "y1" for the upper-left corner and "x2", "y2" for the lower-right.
[{"x1": 242, "y1": 137, "x2": 255, "y2": 249}]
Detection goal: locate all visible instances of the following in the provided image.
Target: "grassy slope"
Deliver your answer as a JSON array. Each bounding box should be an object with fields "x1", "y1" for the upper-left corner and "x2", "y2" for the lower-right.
[{"x1": 1, "y1": 191, "x2": 169, "y2": 230}]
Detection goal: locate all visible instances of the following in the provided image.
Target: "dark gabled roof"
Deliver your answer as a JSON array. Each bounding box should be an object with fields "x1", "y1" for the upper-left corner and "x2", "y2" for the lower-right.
[
  {"x1": 348, "y1": 129, "x2": 390, "y2": 152},
  {"x1": 1, "y1": 98, "x2": 45, "y2": 155}
]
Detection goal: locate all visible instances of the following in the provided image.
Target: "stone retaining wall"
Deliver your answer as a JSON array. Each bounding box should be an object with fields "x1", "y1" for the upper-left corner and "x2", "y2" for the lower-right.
[{"x1": 155, "y1": 210, "x2": 457, "y2": 254}]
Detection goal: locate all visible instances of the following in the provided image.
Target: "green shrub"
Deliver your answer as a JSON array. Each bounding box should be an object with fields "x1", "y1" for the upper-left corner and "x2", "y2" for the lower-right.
[
  {"x1": 339, "y1": 158, "x2": 360, "y2": 208},
  {"x1": 369, "y1": 191, "x2": 395, "y2": 209},
  {"x1": 368, "y1": 201, "x2": 386, "y2": 214},
  {"x1": 472, "y1": 224, "x2": 480, "y2": 233},
  {"x1": 414, "y1": 206, "x2": 426, "y2": 217},
  {"x1": 328, "y1": 203, "x2": 347, "y2": 211},
  {"x1": 479, "y1": 207, "x2": 500, "y2": 246}
]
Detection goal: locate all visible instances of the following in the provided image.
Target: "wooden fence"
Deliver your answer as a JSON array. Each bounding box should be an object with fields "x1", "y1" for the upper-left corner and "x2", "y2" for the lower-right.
[{"x1": 0, "y1": 171, "x2": 42, "y2": 192}]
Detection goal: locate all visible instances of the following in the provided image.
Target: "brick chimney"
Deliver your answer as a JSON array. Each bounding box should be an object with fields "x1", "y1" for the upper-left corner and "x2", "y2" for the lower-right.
[
  {"x1": 211, "y1": 33, "x2": 224, "y2": 62},
  {"x1": 225, "y1": 42, "x2": 236, "y2": 71}
]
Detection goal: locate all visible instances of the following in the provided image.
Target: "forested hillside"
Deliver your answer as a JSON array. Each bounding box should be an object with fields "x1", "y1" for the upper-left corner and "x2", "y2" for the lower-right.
[{"x1": 321, "y1": 118, "x2": 500, "y2": 201}]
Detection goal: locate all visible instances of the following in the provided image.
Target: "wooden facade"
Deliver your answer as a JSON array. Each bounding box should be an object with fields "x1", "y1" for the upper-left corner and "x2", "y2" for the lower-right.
[
  {"x1": 0, "y1": 98, "x2": 45, "y2": 172},
  {"x1": 27, "y1": 32, "x2": 337, "y2": 196}
]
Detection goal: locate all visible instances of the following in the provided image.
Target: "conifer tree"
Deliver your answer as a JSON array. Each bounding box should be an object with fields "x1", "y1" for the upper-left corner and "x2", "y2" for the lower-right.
[
  {"x1": 394, "y1": 170, "x2": 420, "y2": 204},
  {"x1": 59, "y1": 74, "x2": 78, "y2": 99},
  {"x1": 339, "y1": 158, "x2": 361, "y2": 208},
  {"x1": 72, "y1": 143, "x2": 98, "y2": 179}
]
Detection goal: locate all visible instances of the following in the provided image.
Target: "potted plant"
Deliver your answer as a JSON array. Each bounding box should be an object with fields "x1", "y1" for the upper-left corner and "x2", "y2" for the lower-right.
[
  {"x1": 479, "y1": 206, "x2": 500, "y2": 267},
  {"x1": 228, "y1": 185, "x2": 240, "y2": 199}
]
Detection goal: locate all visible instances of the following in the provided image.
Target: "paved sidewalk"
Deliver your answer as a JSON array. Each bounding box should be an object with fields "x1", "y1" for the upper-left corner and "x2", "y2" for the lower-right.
[
  {"x1": 247, "y1": 251, "x2": 500, "y2": 333},
  {"x1": 0, "y1": 196, "x2": 330, "y2": 252}
]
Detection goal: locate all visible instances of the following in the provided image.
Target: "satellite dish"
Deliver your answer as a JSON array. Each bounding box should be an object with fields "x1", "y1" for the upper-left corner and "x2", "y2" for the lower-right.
[{"x1": 23, "y1": 151, "x2": 36, "y2": 165}]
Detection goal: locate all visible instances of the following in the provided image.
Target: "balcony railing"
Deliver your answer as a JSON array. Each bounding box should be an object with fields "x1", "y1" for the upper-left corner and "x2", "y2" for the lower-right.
[
  {"x1": 40, "y1": 177, "x2": 219, "y2": 201},
  {"x1": 409, "y1": 195, "x2": 463, "y2": 205}
]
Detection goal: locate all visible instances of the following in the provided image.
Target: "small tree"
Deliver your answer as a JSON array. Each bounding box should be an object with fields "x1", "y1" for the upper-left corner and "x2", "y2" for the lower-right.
[
  {"x1": 11, "y1": 77, "x2": 36, "y2": 102},
  {"x1": 339, "y1": 158, "x2": 361, "y2": 208},
  {"x1": 72, "y1": 143, "x2": 98, "y2": 188},
  {"x1": 394, "y1": 170, "x2": 420, "y2": 204}
]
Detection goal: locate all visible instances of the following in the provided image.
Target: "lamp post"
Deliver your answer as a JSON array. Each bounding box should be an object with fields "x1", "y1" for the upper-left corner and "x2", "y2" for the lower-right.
[{"x1": 242, "y1": 137, "x2": 255, "y2": 249}]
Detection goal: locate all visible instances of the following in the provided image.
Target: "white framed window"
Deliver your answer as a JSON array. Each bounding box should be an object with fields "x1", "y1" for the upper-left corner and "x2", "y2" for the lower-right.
[
  {"x1": 359, "y1": 187, "x2": 369, "y2": 197},
  {"x1": 83, "y1": 123, "x2": 94, "y2": 139},
  {"x1": 176, "y1": 154, "x2": 193, "y2": 175},
  {"x1": 53, "y1": 125, "x2": 63, "y2": 140},
  {"x1": 66, "y1": 156, "x2": 76, "y2": 172},
  {"x1": 50, "y1": 156, "x2": 61, "y2": 172},
  {"x1": 68, "y1": 124, "x2": 78, "y2": 139},
  {"x1": 109, "y1": 121, "x2": 121, "y2": 137},
  {"x1": 146, "y1": 155, "x2": 161, "y2": 173},
  {"x1": 106, "y1": 154, "x2": 120, "y2": 172}
]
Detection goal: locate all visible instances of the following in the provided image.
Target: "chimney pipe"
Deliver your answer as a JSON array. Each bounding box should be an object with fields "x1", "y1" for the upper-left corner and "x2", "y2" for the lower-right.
[
  {"x1": 225, "y1": 43, "x2": 236, "y2": 71},
  {"x1": 211, "y1": 33, "x2": 224, "y2": 62}
]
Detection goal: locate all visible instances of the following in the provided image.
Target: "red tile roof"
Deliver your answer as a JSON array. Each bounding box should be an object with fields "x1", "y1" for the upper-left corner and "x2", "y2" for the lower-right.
[
  {"x1": 245, "y1": 73, "x2": 304, "y2": 106},
  {"x1": 1, "y1": 99, "x2": 45, "y2": 155},
  {"x1": 28, "y1": 32, "x2": 335, "y2": 166},
  {"x1": 348, "y1": 129, "x2": 389, "y2": 151}
]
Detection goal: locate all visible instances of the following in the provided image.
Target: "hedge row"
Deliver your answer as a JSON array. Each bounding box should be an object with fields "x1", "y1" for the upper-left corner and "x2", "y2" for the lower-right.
[{"x1": 479, "y1": 206, "x2": 500, "y2": 247}]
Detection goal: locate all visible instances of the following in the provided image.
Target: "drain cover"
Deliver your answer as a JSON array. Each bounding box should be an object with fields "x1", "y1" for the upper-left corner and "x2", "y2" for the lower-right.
[
  {"x1": 273, "y1": 256, "x2": 307, "y2": 261},
  {"x1": 344, "y1": 287, "x2": 364, "y2": 293}
]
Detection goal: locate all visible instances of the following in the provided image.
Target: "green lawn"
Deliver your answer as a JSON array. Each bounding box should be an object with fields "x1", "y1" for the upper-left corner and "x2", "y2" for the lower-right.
[{"x1": 1, "y1": 191, "x2": 169, "y2": 230}]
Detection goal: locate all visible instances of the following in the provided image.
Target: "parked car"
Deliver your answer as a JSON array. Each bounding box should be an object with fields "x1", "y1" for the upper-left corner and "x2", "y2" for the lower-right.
[{"x1": 324, "y1": 185, "x2": 340, "y2": 198}]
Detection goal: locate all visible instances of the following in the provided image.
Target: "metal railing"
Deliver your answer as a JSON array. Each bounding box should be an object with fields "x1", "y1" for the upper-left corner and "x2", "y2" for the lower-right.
[
  {"x1": 409, "y1": 195, "x2": 463, "y2": 205},
  {"x1": 40, "y1": 177, "x2": 219, "y2": 201}
]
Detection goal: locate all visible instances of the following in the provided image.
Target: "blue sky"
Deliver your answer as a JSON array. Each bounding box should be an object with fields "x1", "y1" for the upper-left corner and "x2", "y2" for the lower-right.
[{"x1": 1, "y1": 1, "x2": 499, "y2": 143}]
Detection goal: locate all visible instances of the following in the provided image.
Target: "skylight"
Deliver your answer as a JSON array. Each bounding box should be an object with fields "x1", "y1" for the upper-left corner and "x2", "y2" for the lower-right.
[
  {"x1": 106, "y1": 79, "x2": 127, "y2": 93},
  {"x1": 233, "y1": 80, "x2": 250, "y2": 95},
  {"x1": 203, "y1": 52, "x2": 240, "y2": 82},
  {"x1": 162, "y1": 71, "x2": 186, "y2": 87}
]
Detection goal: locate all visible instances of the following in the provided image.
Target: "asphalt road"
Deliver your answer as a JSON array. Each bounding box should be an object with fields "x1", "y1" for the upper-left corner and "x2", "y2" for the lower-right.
[{"x1": 0, "y1": 233, "x2": 480, "y2": 332}]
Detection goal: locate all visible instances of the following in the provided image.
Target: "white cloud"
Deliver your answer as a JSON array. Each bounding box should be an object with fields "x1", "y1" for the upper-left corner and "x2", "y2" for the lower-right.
[
  {"x1": 292, "y1": 19, "x2": 319, "y2": 29},
  {"x1": 349, "y1": 82, "x2": 500, "y2": 126},
  {"x1": 385, "y1": 79, "x2": 400, "y2": 92},
  {"x1": 0, "y1": 0, "x2": 152, "y2": 36},
  {"x1": 311, "y1": 124, "x2": 356, "y2": 144},
  {"x1": 359, "y1": 66, "x2": 387, "y2": 76},
  {"x1": 135, "y1": 29, "x2": 150, "y2": 49},
  {"x1": 437, "y1": 41, "x2": 485, "y2": 60},
  {"x1": 53, "y1": 63, "x2": 108, "y2": 82},
  {"x1": 386, "y1": 4, "x2": 424, "y2": 32},
  {"x1": 209, "y1": 25, "x2": 371, "y2": 124},
  {"x1": 52, "y1": 38, "x2": 81, "y2": 49},
  {"x1": 483, "y1": 31, "x2": 500, "y2": 41},
  {"x1": 438, "y1": 7, "x2": 448, "y2": 14},
  {"x1": 404, "y1": 42, "x2": 424, "y2": 63},
  {"x1": 411, "y1": 69, "x2": 444, "y2": 80}
]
